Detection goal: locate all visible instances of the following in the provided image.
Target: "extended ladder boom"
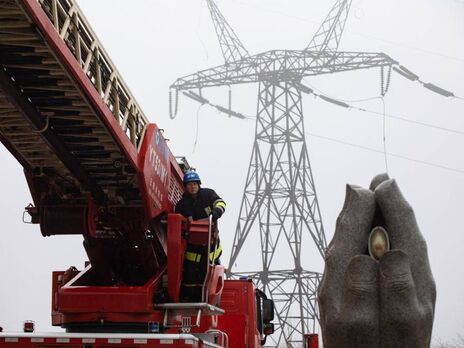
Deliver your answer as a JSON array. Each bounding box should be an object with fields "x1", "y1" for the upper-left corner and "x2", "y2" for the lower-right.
[{"x1": 0, "y1": 0, "x2": 184, "y2": 285}]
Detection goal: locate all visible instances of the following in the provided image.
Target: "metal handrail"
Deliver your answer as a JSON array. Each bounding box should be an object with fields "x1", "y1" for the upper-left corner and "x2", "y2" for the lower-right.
[
  {"x1": 36, "y1": 0, "x2": 149, "y2": 148},
  {"x1": 206, "y1": 329, "x2": 229, "y2": 348},
  {"x1": 201, "y1": 214, "x2": 214, "y2": 303}
]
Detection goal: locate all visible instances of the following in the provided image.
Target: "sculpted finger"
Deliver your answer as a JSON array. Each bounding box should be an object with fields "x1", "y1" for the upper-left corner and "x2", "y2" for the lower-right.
[
  {"x1": 334, "y1": 255, "x2": 379, "y2": 348},
  {"x1": 374, "y1": 179, "x2": 420, "y2": 253},
  {"x1": 324, "y1": 184, "x2": 376, "y2": 296},
  {"x1": 329, "y1": 184, "x2": 376, "y2": 259},
  {"x1": 374, "y1": 179, "x2": 435, "y2": 305},
  {"x1": 379, "y1": 250, "x2": 432, "y2": 348},
  {"x1": 319, "y1": 185, "x2": 376, "y2": 345},
  {"x1": 369, "y1": 173, "x2": 390, "y2": 191}
]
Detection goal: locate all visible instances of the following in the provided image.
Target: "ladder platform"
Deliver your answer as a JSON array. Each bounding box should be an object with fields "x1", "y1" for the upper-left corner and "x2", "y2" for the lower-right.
[
  {"x1": 155, "y1": 302, "x2": 224, "y2": 316},
  {"x1": 155, "y1": 303, "x2": 224, "y2": 330}
]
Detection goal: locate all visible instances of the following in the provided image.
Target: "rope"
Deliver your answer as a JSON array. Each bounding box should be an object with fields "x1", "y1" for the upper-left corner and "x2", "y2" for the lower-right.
[
  {"x1": 380, "y1": 96, "x2": 389, "y2": 174},
  {"x1": 379, "y1": 67, "x2": 390, "y2": 173}
]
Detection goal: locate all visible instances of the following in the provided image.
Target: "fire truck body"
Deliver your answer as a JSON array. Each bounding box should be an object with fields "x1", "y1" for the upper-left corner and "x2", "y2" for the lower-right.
[
  {"x1": 0, "y1": 279, "x2": 271, "y2": 347},
  {"x1": 0, "y1": 0, "x2": 274, "y2": 346},
  {"x1": 0, "y1": 333, "x2": 219, "y2": 348},
  {"x1": 0, "y1": 279, "x2": 272, "y2": 347}
]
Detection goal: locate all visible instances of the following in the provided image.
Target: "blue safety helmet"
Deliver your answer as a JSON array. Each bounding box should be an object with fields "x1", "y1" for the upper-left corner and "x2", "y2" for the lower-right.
[{"x1": 183, "y1": 171, "x2": 201, "y2": 185}]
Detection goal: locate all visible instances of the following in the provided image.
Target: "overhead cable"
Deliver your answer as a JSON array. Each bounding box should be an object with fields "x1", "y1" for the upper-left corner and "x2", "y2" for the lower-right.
[
  {"x1": 231, "y1": 0, "x2": 464, "y2": 63},
  {"x1": 299, "y1": 81, "x2": 464, "y2": 136},
  {"x1": 194, "y1": 94, "x2": 462, "y2": 175},
  {"x1": 355, "y1": 106, "x2": 464, "y2": 136},
  {"x1": 306, "y1": 132, "x2": 464, "y2": 175}
]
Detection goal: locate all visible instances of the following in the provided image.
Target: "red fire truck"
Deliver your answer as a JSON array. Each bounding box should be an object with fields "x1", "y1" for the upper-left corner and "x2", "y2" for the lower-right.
[{"x1": 0, "y1": 0, "x2": 274, "y2": 346}]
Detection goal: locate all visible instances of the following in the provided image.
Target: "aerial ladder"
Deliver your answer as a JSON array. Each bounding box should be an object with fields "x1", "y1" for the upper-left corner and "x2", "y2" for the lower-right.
[{"x1": 0, "y1": 0, "x2": 275, "y2": 347}]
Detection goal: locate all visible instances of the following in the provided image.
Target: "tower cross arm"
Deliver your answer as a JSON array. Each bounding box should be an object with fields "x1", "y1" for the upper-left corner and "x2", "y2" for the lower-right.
[{"x1": 170, "y1": 50, "x2": 398, "y2": 91}]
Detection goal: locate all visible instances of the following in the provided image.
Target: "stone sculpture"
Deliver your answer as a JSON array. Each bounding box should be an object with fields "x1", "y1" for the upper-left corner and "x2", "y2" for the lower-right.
[{"x1": 318, "y1": 174, "x2": 436, "y2": 347}]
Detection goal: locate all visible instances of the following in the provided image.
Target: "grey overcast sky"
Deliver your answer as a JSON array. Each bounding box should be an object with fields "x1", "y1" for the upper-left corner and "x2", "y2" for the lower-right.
[{"x1": 0, "y1": 0, "x2": 463, "y2": 344}]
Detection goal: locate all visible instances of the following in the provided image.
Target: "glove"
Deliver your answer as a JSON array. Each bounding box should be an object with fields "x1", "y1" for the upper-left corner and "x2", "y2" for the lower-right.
[{"x1": 211, "y1": 207, "x2": 222, "y2": 221}]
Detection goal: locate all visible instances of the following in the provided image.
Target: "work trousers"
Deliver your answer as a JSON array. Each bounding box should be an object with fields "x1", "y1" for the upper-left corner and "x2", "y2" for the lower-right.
[{"x1": 180, "y1": 243, "x2": 222, "y2": 302}]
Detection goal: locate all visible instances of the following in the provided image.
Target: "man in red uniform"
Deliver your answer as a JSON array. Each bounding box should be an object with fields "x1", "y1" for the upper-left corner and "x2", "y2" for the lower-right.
[{"x1": 174, "y1": 171, "x2": 226, "y2": 302}]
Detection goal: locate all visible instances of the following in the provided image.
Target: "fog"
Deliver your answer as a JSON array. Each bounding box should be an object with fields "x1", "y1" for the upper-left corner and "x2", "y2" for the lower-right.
[{"x1": 0, "y1": 0, "x2": 463, "y2": 344}]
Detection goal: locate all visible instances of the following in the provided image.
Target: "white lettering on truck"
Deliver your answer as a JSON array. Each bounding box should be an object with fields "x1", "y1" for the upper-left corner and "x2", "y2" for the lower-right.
[
  {"x1": 146, "y1": 143, "x2": 169, "y2": 210},
  {"x1": 148, "y1": 144, "x2": 168, "y2": 185}
]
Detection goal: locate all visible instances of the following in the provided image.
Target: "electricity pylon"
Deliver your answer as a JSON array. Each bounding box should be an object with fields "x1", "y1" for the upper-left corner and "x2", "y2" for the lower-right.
[{"x1": 170, "y1": 0, "x2": 397, "y2": 346}]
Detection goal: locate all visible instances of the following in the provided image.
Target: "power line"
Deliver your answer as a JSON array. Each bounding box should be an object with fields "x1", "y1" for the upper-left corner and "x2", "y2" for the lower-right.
[
  {"x1": 349, "y1": 32, "x2": 464, "y2": 64},
  {"x1": 181, "y1": 77, "x2": 464, "y2": 167},
  {"x1": 354, "y1": 106, "x2": 464, "y2": 136},
  {"x1": 220, "y1": 112, "x2": 464, "y2": 174},
  {"x1": 202, "y1": 108, "x2": 464, "y2": 175},
  {"x1": 231, "y1": 0, "x2": 464, "y2": 63},
  {"x1": 185, "y1": 91, "x2": 464, "y2": 137},
  {"x1": 307, "y1": 132, "x2": 464, "y2": 175},
  {"x1": 301, "y1": 81, "x2": 381, "y2": 103},
  {"x1": 301, "y1": 80, "x2": 464, "y2": 137}
]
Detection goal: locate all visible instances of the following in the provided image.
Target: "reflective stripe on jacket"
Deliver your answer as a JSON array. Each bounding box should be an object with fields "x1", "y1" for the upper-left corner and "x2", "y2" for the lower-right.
[
  {"x1": 174, "y1": 188, "x2": 226, "y2": 221},
  {"x1": 175, "y1": 187, "x2": 225, "y2": 267}
]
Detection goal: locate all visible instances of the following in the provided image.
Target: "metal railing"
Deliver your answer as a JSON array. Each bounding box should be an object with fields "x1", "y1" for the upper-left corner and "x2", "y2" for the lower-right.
[{"x1": 37, "y1": 0, "x2": 149, "y2": 148}]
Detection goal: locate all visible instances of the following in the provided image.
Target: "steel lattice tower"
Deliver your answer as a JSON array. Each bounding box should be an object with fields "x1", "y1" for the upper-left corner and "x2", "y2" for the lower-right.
[{"x1": 171, "y1": 0, "x2": 397, "y2": 345}]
